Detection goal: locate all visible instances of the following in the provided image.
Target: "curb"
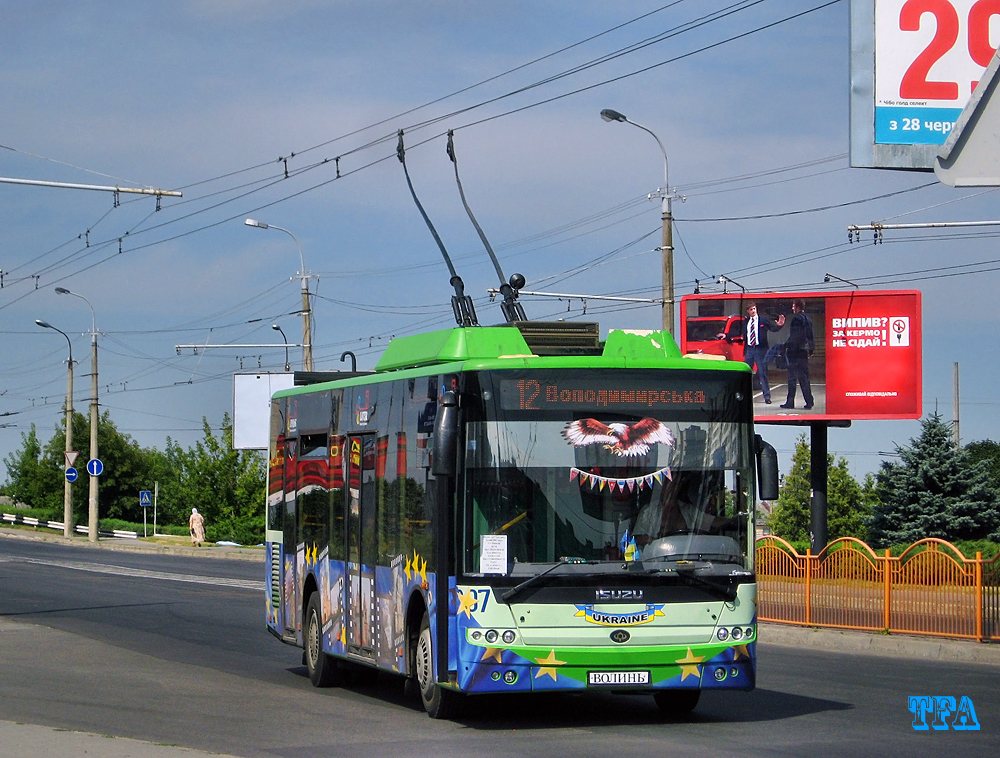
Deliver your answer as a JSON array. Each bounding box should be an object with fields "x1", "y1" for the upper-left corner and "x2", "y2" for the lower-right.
[
  {"x1": 759, "y1": 621, "x2": 1000, "y2": 666},
  {"x1": 0, "y1": 525, "x2": 262, "y2": 562}
]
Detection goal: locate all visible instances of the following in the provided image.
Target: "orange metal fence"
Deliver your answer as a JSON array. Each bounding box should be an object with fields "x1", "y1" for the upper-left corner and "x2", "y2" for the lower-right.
[{"x1": 756, "y1": 536, "x2": 1000, "y2": 642}]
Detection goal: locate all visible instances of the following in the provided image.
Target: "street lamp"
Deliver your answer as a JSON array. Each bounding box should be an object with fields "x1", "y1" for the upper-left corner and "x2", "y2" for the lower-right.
[
  {"x1": 600, "y1": 108, "x2": 675, "y2": 335},
  {"x1": 272, "y1": 324, "x2": 290, "y2": 372},
  {"x1": 36, "y1": 319, "x2": 75, "y2": 538},
  {"x1": 55, "y1": 286, "x2": 100, "y2": 543},
  {"x1": 245, "y1": 219, "x2": 314, "y2": 370}
]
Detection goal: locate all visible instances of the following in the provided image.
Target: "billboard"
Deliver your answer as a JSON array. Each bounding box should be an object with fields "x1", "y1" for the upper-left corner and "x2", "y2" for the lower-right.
[
  {"x1": 850, "y1": 0, "x2": 999, "y2": 169},
  {"x1": 680, "y1": 291, "x2": 922, "y2": 422},
  {"x1": 233, "y1": 372, "x2": 296, "y2": 450}
]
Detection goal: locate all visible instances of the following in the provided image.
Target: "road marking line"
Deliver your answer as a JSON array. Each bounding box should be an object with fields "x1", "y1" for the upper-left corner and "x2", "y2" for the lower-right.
[{"x1": 12, "y1": 557, "x2": 263, "y2": 591}]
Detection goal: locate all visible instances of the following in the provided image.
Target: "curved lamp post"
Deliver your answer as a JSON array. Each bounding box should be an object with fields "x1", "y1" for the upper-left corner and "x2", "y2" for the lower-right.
[
  {"x1": 55, "y1": 286, "x2": 100, "y2": 542},
  {"x1": 272, "y1": 324, "x2": 290, "y2": 372},
  {"x1": 600, "y1": 108, "x2": 674, "y2": 335},
  {"x1": 245, "y1": 219, "x2": 313, "y2": 370},
  {"x1": 36, "y1": 319, "x2": 75, "y2": 538}
]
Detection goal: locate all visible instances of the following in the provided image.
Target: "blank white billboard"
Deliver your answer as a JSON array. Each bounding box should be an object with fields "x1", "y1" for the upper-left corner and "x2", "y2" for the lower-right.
[{"x1": 233, "y1": 372, "x2": 295, "y2": 450}]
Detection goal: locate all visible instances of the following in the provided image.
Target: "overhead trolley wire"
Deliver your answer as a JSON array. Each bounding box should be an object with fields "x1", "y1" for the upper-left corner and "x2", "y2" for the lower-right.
[{"x1": 1, "y1": 0, "x2": 845, "y2": 298}]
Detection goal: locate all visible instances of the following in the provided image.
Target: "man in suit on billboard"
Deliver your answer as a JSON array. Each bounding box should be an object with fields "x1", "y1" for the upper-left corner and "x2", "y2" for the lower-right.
[{"x1": 740, "y1": 302, "x2": 784, "y2": 404}]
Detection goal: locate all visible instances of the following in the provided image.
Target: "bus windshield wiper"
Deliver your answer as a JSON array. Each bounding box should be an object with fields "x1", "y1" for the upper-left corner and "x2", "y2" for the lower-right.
[{"x1": 500, "y1": 557, "x2": 589, "y2": 604}]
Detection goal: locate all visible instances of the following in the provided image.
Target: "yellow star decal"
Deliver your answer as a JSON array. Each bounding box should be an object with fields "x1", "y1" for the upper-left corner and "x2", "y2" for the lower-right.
[
  {"x1": 404, "y1": 555, "x2": 413, "y2": 582},
  {"x1": 416, "y1": 555, "x2": 427, "y2": 586},
  {"x1": 457, "y1": 590, "x2": 477, "y2": 618},
  {"x1": 676, "y1": 648, "x2": 705, "y2": 682},
  {"x1": 481, "y1": 647, "x2": 504, "y2": 664},
  {"x1": 732, "y1": 644, "x2": 750, "y2": 661},
  {"x1": 534, "y1": 649, "x2": 566, "y2": 681}
]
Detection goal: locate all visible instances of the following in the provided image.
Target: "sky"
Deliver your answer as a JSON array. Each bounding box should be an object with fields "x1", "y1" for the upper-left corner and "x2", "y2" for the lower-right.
[{"x1": 0, "y1": 0, "x2": 996, "y2": 487}]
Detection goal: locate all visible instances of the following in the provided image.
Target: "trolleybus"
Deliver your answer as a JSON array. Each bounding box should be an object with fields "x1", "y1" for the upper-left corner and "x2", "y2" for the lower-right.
[{"x1": 265, "y1": 320, "x2": 778, "y2": 718}]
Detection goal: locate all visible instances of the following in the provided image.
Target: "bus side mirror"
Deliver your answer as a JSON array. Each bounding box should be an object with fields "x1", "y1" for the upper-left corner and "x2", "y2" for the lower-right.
[
  {"x1": 432, "y1": 390, "x2": 459, "y2": 478},
  {"x1": 755, "y1": 434, "x2": 779, "y2": 501}
]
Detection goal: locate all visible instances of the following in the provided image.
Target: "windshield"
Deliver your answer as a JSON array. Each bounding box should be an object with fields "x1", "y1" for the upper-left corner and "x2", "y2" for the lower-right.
[
  {"x1": 687, "y1": 319, "x2": 729, "y2": 342},
  {"x1": 460, "y1": 369, "x2": 755, "y2": 576}
]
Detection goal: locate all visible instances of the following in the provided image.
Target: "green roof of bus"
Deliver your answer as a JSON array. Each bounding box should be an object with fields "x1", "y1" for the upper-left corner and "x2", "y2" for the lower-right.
[{"x1": 273, "y1": 326, "x2": 748, "y2": 399}]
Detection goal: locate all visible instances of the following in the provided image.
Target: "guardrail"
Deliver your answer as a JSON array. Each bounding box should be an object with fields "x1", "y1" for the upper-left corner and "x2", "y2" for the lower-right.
[
  {"x1": 757, "y1": 536, "x2": 1000, "y2": 642},
  {"x1": 1, "y1": 512, "x2": 137, "y2": 539}
]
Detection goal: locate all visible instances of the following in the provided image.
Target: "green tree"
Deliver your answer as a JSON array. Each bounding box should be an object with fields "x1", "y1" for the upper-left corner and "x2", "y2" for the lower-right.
[
  {"x1": 965, "y1": 439, "x2": 1000, "y2": 489},
  {"x1": 768, "y1": 435, "x2": 811, "y2": 541},
  {"x1": 2, "y1": 424, "x2": 59, "y2": 511},
  {"x1": 157, "y1": 415, "x2": 266, "y2": 545},
  {"x1": 43, "y1": 410, "x2": 158, "y2": 524},
  {"x1": 1, "y1": 410, "x2": 266, "y2": 542},
  {"x1": 768, "y1": 434, "x2": 871, "y2": 544},
  {"x1": 867, "y1": 414, "x2": 1000, "y2": 546}
]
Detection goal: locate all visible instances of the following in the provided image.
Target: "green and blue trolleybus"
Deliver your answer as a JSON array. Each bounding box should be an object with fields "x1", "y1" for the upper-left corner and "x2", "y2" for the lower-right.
[{"x1": 265, "y1": 320, "x2": 778, "y2": 718}]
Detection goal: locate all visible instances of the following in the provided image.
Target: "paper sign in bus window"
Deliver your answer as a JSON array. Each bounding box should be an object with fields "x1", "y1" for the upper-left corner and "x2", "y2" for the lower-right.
[{"x1": 480, "y1": 534, "x2": 508, "y2": 575}]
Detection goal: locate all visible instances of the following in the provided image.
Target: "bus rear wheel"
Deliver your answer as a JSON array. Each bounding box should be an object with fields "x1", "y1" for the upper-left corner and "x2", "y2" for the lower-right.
[
  {"x1": 415, "y1": 614, "x2": 460, "y2": 719},
  {"x1": 305, "y1": 594, "x2": 342, "y2": 687},
  {"x1": 654, "y1": 689, "x2": 700, "y2": 714}
]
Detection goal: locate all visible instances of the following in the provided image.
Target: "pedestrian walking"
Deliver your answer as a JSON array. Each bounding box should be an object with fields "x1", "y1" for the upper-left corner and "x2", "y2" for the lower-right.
[{"x1": 189, "y1": 507, "x2": 206, "y2": 547}]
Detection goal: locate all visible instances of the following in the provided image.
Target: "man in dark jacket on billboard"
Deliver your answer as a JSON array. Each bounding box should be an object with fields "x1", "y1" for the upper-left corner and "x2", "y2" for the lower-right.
[{"x1": 780, "y1": 299, "x2": 815, "y2": 409}]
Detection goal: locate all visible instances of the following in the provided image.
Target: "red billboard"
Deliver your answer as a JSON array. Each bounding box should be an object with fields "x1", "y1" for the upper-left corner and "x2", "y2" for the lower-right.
[{"x1": 680, "y1": 291, "x2": 922, "y2": 422}]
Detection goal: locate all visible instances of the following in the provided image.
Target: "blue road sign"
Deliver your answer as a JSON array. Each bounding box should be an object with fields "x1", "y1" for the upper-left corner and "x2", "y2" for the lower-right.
[
  {"x1": 139, "y1": 490, "x2": 152, "y2": 507},
  {"x1": 87, "y1": 458, "x2": 104, "y2": 477},
  {"x1": 65, "y1": 467, "x2": 78, "y2": 483}
]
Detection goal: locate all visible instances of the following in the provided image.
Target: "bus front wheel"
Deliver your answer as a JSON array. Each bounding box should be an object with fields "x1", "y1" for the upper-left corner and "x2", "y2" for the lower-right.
[
  {"x1": 305, "y1": 594, "x2": 342, "y2": 687},
  {"x1": 415, "y1": 614, "x2": 460, "y2": 719}
]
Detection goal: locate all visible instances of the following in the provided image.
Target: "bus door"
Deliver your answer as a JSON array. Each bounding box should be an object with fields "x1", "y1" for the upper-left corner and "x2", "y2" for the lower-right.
[
  {"x1": 282, "y1": 436, "x2": 299, "y2": 638},
  {"x1": 345, "y1": 434, "x2": 376, "y2": 658}
]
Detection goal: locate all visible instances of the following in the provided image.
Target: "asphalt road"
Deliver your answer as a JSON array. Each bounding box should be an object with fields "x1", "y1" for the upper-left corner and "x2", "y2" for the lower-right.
[{"x1": 0, "y1": 531, "x2": 995, "y2": 757}]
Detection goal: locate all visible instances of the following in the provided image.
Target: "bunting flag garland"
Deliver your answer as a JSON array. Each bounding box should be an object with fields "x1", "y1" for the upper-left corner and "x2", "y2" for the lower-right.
[{"x1": 570, "y1": 465, "x2": 672, "y2": 492}]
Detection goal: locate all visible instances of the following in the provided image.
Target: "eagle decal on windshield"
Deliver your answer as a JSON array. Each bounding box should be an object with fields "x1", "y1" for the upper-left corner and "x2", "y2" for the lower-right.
[{"x1": 562, "y1": 418, "x2": 674, "y2": 458}]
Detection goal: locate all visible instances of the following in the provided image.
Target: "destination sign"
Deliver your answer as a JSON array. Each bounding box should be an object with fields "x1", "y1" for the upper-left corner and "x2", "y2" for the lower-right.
[{"x1": 500, "y1": 379, "x2": 708, "y2": 412}]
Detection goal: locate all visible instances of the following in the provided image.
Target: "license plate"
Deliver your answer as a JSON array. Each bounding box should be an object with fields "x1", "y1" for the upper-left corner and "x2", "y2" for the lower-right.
[{"x1": 587, "y1": 671, "x2": 650, "y2": 686}]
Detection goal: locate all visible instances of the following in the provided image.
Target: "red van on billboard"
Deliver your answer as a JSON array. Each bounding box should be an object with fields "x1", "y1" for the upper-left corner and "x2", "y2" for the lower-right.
[{"x1": 684, "y1": 314, "x2": 744, "y2": 362}]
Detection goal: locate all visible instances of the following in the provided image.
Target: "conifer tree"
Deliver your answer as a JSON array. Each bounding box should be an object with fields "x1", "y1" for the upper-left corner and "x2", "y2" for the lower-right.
[
  {"x1": 867, "y1": 414, "x2": 1000, "y2": 546},
  {"x1": 768, "y1": 435, "x2": 811, "y2": 541}
]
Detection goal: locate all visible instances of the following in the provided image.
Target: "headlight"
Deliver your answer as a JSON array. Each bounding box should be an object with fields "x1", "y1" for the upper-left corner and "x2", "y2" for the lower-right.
[
  {"x1": 716, "y1": 627, "x2": 729, "y2": 641},
  {"x1": 731, "y1": 627, "x2": 744, "y2": 641},
  {"x1": 484, "y1": 629, "x2": 499, "y2": 644},
  {"x1": 501, "y1": 630, "x2": 516, "y2": 644}
]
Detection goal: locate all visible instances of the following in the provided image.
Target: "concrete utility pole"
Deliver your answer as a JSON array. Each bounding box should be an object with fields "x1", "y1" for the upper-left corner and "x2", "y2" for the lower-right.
[
  {"x1": 56, "y1": 287, "x2": 99, "y2": 542},
  {"x1": 600, "y1": 108, "x2": 675, "y2": 335},
  {"x1": 953, "y1": 362, "x2": 960, "y2": 448},
  {"x1": 245, "y1": 219, "x2": 314, "y2": 370}
]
